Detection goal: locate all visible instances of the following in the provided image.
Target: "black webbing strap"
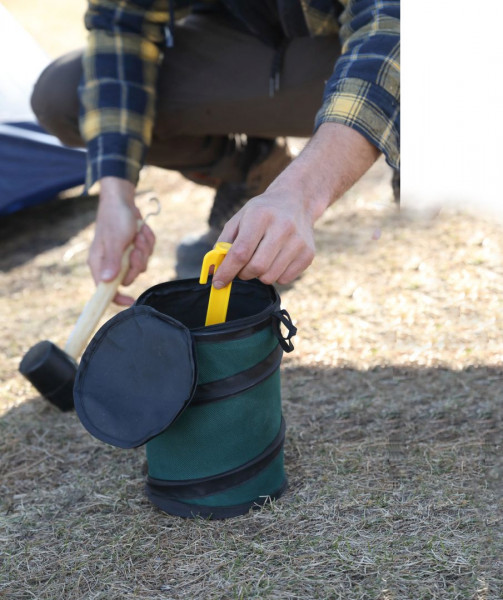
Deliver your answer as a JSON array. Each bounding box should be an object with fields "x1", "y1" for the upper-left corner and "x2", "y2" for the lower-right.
[
  {"x1": 192, "y1": 343, "x2": 283, "y2": 404},
  {"x1": 146, "y1": 418, "x2": 286, "y2": 500}
]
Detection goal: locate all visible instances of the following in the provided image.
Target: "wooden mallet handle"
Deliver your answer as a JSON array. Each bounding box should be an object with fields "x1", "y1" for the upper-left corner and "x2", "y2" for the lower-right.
[{"x1": 63, "y1": 222, "x2": 141, "y2": 359}]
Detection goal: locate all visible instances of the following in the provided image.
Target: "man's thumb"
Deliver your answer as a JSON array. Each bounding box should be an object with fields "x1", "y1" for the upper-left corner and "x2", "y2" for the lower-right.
[{"x1": 100, "y1": 258, "x2": 120, "y2": 282}]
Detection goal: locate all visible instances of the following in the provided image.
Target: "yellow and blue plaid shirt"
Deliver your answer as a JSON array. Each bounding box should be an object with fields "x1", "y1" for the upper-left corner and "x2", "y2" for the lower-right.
[{"x1": 79, "y1": 0, "x2": 400, "y2": 187}]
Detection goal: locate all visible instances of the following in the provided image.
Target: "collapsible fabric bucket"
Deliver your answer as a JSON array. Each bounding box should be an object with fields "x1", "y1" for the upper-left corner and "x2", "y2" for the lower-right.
[{"x1": 74, "y1": 278, "x2": 296, "y2": 519}]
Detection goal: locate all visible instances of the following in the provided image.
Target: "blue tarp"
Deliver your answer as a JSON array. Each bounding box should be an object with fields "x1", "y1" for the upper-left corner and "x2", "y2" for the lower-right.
[
  {"x1": 0, "y1": 122, "x2": 87, "y2": 216},
  {"x1": 0, "y1": 6, "x2": 87, "y2": 216}
]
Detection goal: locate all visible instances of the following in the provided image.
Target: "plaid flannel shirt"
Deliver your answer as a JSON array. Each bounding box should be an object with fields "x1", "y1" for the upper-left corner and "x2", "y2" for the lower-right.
[{"x1": 79, "y1": 0, "x2": 400, "y2": 188}]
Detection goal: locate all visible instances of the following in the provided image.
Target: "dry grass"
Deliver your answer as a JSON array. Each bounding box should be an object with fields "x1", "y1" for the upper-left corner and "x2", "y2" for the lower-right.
[
  {"x1": 1, "y1": 4, "x2": 502, "y2": 598},
  {"x1": 1, "y1": 160, "x2": 502, "y2": 599}
]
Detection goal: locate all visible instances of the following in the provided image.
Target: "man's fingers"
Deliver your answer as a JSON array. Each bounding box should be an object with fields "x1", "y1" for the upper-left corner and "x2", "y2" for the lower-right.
[
  {"x1": 244, "y1": 233, "x2": 314, "y2": 286},
  {"x1": 135, "y1": 230, "x2": 153, "y2": 258},
  {"x1": 108, "y1": 226, "x2": 154, "y2": 287},
  {"x1": 122, "y1": 247, "x2": 148, "y2": 286},
  {"x1": 90, "y1": 182, "x2": 157, "y2": 305},
  {"x1": 213, "y1": 201, "x2": 315, "y2": 287},
  {"x1": 212, "y1": 244, "x2": 254, "y2": 288},
  {"x1": 88, "y1": 242, "x2": 121, "y2": 284},
  {"x1": 113, "y1": 291, "x2": 135, "y2": 306},
  {"x1": 87, "y1": 251, "x2": 102, "y2": 286},
  {"x1": 249, "y1": 244, "x2": 296, "y2": 285},
  {"x1": 100, "y1": 242, "x2": 131, "y2": 283},
  {"x1": 90, "y1": 226, "x2": 155, "y2": 297},
  {"x1": 233, "y1": 234, "x2": 283, "y2": 282},
  {"x1": 235, "y1": 217, "x2": 304, "y2": 282},
  {"x1": 215, "y1": 205, "x2": 315, "y2": 288},
  {"x1": 213, "y1": 233, "x2": 266, "y2": 287},
  {"x1": 140, "y1": 223, "x2": 156, "y2": 254},
  {"x1": 217, "y1": 212, "x2": 240, "y2": 245},
  {"x1": 276, "y1": 248, "x2": 315, "y2": 285}
]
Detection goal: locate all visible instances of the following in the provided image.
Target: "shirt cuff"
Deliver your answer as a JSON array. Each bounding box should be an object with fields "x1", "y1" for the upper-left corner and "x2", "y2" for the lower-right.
[
  {"x1": 315, "y1": 77, "x2": 400, "y2": 170},
  {"x1": 84, "y1": 133, "x2": 146, "y2": 190}
]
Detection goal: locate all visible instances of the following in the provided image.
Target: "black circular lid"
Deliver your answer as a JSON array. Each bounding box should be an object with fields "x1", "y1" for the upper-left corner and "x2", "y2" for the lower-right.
[{"x1": 74, "y1": 306, "x2": 197, "y2": 448}]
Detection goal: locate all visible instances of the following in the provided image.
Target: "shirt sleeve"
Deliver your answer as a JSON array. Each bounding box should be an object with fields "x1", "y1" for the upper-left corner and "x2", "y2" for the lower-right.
[
  {"x1": 314, "y1": 0, "x2": 400, "y2": 169},
  {"x1": 79, "y1": 0, "x2": 169, "y2": 188}
]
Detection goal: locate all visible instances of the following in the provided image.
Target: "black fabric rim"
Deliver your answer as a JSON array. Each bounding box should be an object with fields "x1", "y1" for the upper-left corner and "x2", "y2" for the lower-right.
[
  {"x1": 136, "y1": 278, "x2": 281, "y2": 341},
  {"x1": 145, "y1": 478, "x2": 288, "y2": 520},
  {"x1": 193, "y1": 317, "x2": 272, "y2": 343},
  {"x1": 146, "y1": 418, "x2": 286, "y2": 500},
  {"x1": 192, "y1": 344, "x2": 283, "y2": 404}
]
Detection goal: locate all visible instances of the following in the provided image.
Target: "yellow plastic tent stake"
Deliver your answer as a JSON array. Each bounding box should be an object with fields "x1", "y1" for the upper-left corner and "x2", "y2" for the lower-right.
[{"x1": 199, "y1": 242, "x2": 233, "y2": 326}]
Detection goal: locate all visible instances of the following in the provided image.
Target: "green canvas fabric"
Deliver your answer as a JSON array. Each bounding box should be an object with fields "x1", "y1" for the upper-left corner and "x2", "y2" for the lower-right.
[
  {"x1": 140, "y1": 278, "x2": 292, "y2": 517},
  {"x1": 147, "y1": 369, "x2": 282, "y2": 480},
  {"x1": 186, "y1": 451, "x2": 286, "y2": 508},
  {"x1": 195, "y1": 327, "x2": 278, "y2": 384}
]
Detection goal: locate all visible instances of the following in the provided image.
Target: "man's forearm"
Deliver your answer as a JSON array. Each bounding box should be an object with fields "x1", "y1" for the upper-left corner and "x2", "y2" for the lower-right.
[
  {"x1": 214, "y1": 122, "x2": 380, "y2": 287},
  {"x1": 267, "y1": 121, "x2": 380, "y2": 223}
]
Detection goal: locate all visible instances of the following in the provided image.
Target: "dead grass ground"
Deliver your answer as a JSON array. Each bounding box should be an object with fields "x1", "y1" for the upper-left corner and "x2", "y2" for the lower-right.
[
  {"x1": 1, "y1": 160, "x2": 502, "y2": 599},
  {"x1": 1, "y1": 3, "x2": 502, "y2": 599}
]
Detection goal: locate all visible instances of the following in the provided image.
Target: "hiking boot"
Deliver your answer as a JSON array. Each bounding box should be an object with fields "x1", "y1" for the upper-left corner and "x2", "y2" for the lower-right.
[
  {"x1": 175, "y1": 228, "x2": 221, "y2": 280},
  {"x1": 175, "y1": 137, "x2": 292, "y2": 279}
]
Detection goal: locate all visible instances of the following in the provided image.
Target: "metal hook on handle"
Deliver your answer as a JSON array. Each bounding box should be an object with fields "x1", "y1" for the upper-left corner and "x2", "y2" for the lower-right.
[
  {"x1": 143, "y1": 196, "x2": 161, "y2": 224},
  {"x1": 199, "y1": 242, "x2": 232, "y2": 326}
]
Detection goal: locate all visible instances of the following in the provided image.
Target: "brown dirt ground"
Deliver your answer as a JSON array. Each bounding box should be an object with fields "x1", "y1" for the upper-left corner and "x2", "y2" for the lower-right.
[{"x1": 1, "y1": 4, "x2": 502, "y2": 599}]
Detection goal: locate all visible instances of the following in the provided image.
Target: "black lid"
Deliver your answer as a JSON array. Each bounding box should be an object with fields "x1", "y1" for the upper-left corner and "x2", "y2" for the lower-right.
[{"x1": 74, "y1": 305, "x2": 197, "y2": 448}]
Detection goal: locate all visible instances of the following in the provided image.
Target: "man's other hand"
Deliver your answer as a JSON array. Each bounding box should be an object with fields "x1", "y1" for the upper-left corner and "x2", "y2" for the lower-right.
[{"x1": 88, "y1": 177, "x2": 155, "y2": 305}]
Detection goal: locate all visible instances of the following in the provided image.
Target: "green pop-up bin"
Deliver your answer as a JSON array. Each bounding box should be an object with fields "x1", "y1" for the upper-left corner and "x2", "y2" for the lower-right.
[{"x1": 74, "y1": 244, "x2": 297, "y2": 519}]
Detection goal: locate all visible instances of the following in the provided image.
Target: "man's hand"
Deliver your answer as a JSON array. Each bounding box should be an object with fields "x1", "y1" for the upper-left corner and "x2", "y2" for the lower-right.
[
  {"x1": 88, "y1": 177, "x2": 155, "y2": 306},
  {"x1": 213, "y1": 123, "x2": 380, "y2": 288},
  {"x1": 213, "y1": 186, "x2": 316, "y2": 287}
]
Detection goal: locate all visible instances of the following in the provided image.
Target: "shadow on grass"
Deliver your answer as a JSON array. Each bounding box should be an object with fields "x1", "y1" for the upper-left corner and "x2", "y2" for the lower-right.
[
  {"x1": 0, "y1": 192, "x2": 98, "y2": 272},
  {"x1": 280, "y1": 363, "x2": 502, "y2": 489},
  {"x1": 1, "y1": 364, "x2": 501, "y2": 598},
  {"x1": 2, "y1": 364, "x2": 501, "y2": 502}
]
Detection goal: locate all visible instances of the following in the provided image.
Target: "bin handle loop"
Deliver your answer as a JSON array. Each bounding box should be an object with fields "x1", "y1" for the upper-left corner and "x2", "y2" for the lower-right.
[
  {"x1": 272, "y1": 309, "x2": 297, "y2": 352},
  {"x1": 199, "y1": 242, "x2": 233, "y2": 326}
]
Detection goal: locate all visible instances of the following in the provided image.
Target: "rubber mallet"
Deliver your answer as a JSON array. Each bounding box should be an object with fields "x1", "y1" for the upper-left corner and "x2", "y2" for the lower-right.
[{"x1": 19, "y1": 235, "x2": 138, "y2": 411}]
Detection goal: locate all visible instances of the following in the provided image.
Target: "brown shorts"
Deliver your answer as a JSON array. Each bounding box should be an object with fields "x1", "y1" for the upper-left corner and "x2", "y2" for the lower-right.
[{"x1": 31, "y1": 13, "x2": 340, "y2": 173}]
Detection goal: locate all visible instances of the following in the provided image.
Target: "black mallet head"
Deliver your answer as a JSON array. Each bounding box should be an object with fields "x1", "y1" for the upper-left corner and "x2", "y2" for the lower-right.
[
  {"x1": 18, "y1": 218, "x2": 154, "y2": 412},
  {"x1": 19, "y1": 340, "x2": 77, "y2": 412}
]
